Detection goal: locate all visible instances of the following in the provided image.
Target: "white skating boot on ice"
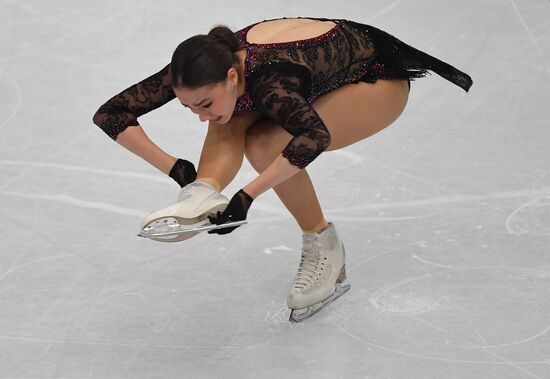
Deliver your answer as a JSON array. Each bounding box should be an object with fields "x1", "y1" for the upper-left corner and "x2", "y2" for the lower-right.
[
  {"x1": 287, "y1": 222, "x2": 351, "y2": 322},
  {"x1": 139, "y1": 181, "x2": 229, "y2": 242}
]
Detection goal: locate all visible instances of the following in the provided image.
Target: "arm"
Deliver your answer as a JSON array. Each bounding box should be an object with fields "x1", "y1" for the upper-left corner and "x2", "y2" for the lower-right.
[
  {"x1": 115, "y1": 126, "x2": 177, "y2": 174},
  {"x1": 92, "y1": 64, "x2": 180, "y2": 175},
  {"x1": 243, "y1": 67, "x2": 331, "y2": 198}
]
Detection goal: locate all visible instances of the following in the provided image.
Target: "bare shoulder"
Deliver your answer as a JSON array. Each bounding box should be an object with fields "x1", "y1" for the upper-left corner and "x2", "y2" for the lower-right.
[{"x1": 246, "y1": 18, "x2": 336, "y2": 45}]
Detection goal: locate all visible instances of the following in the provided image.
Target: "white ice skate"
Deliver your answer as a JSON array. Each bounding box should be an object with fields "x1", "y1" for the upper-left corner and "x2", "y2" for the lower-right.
[
  {"x1": 139, "y1": 181, "x2": 231, "y2": 242},
  {"x1": 287, "y1": 222, "x2": 351, "y2": 322}
]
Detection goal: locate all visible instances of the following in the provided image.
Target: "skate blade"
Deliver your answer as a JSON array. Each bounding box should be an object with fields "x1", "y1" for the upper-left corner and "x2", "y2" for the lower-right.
[
  {"x1": 289, "y1": 282, "x2": 351, "y2": 323},
  {"x1": 138, "y1": 220, "x2": 247, "y2": 239},
  {"x1": 138, "y1": 218, "x2": 207, "y2": 242}
]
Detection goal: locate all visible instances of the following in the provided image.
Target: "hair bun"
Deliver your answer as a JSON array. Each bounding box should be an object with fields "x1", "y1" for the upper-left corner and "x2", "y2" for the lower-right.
[{"x1": 208, "y1": 25, "x2": 239, "y2": 53}]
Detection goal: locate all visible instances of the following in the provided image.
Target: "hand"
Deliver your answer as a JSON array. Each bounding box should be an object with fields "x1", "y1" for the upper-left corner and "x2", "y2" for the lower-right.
[
  {"x1": 169, "y1": 159, "x2": 197, "y2": 187},
  {"x1": 208, "y1": 189, "x2": 254, "y2": 235}
]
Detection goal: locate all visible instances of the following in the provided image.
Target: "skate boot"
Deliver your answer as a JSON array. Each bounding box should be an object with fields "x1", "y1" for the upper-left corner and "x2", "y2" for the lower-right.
[
  {"x1": 287, "y1": 222, "x2": 351, "y2": 322},
  {"x1": 140, "y1": 181, "x2": 229, "y2": 242}
]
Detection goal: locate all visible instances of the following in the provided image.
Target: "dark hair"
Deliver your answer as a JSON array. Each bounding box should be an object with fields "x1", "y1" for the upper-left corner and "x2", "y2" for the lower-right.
[{"x1": 171, "y1": 25, "x2": 240, "y2": 88}]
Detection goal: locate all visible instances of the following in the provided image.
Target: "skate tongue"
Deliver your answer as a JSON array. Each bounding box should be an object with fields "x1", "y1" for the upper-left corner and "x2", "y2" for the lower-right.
[
  {"x1": 177, "y1": 181, "x2": 217, "y2": 201},
  {"x1": 294, "y1": 241, "x2": 321, "y2": 289}
]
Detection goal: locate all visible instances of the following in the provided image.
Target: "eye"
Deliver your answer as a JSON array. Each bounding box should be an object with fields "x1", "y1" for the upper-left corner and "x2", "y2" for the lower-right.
[{"x1": 203, "y1": 102, "x2": 212, "y2": 108}]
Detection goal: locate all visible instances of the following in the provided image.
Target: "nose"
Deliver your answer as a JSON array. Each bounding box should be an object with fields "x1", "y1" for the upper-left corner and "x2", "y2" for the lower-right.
[{"x1": 198, "y1": 111, "x2": 216, "y2": 122}]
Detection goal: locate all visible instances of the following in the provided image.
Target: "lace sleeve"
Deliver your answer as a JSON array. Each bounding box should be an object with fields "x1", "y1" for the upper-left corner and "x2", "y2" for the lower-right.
[
  {"x1": 92, "y1": 64, "x2": 175, "y2": 140},
  {"x1": 248, "y1": 64, "x2": 331, "y2": 169}
]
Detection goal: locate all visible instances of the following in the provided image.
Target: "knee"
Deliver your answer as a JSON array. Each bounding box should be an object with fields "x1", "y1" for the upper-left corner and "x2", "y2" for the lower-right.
[{"x1": 244, "y1": 120, "x2": 278, "y2": 172}]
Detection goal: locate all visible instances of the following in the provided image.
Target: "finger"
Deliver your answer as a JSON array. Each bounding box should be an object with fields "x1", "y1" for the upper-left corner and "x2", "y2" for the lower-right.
[
  {"x1": 208, "y1": 211, "x2": 225, "y2": 225},
  {"x1": 208, "y1": 225, "x2": 240, "y2": 235}
]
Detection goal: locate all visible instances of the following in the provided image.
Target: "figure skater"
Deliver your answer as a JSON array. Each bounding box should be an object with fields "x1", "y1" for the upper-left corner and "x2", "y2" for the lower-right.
[{"x1": 93, "y1": 17, "x2": 472, "y2": 321}]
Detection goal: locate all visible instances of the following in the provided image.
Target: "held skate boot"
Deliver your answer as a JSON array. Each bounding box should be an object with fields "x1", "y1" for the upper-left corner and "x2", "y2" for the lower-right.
[
  {"x1": 287, "y1": 222, "x2": 351, "y2": 322},
  {"x1": 140, "y1": 181, "x2": 229, "y2": 242}
]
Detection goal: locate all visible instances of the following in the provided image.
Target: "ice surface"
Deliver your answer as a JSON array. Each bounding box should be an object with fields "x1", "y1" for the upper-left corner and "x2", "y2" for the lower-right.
[{"x1": 1, "y1": 0, "x2": 550, "y2": 378}]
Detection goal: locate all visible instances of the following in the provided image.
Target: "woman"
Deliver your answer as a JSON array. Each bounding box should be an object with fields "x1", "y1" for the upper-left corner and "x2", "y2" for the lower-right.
[{"x1": 93, "y1": 17, "x2": 472, "y2": 321}]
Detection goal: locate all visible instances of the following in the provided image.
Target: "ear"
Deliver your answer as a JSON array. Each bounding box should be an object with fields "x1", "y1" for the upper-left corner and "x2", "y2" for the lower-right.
[{"x1": 227, "y1": 67, "x2": 239, "y2": 86}]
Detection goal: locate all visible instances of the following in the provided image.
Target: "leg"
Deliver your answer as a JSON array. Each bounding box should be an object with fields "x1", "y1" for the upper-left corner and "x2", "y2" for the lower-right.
[
  {"x1": 140, "y1": 111, "x2": 261, "y2": 242},
  {"x1": 246, "y1": 122, "x2": 327, "y2": 232},
  {"x1": 245, "y1": 79, "x2": 409, "y2": 318},
  {"x1": 245, "y1": 79, "x2": 410, "y2": 231},
  {"x1": 196, "y1": 111, "x2": 261, "y2": 191}
]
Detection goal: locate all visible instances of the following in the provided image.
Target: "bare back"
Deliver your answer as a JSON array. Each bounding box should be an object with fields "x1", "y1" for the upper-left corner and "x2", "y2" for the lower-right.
[{"x1": 246, "y1": 18, "x2": 336, "y2": 45}]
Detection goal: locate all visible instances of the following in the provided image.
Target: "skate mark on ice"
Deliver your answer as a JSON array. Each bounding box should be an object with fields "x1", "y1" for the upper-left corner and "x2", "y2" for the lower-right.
[
  {"x1": 406, "y1": 310, "x2": 543, "y2": 372},
  {"x1": 370, "y1": 265, "x2": 550, "y2": 313},
  {"x1": 462, "y1": 326, "x2": 550, "y2": 350},
  {"x1": 331, "y1": 150, "x2": 364, "y2": 165},
  {"x1": 369, "y1": 0, "x2": 402, "y2": 22},
  {"x1": 360, "y1": 155, "x2": 456, "y2": 193},
  {"x1": 349, "y1": 241, "x2": 421, "y2": 273},
  {"x1": 16, "y1": 1, "x2": 60, "y2": 24},
  {"x1": 0, "y1": 72, "x2": 22, "y2": 130},
  {"x1": 263, "y1": 245, "x2": 293, "y2": 255},
  {"x1": 332, "y1": 322, "x2": 550, "y2": 366},
  {"x1": 0, "y1": 159, "x2": 171, "y2": 184},
  {"x1": 329, "y1": 150, "x2": 364, "y2": 171},
  {"x1": 0, "y1": 0, "x2": 150, "y2": 64},
  {"x1": 1, "y1": 191, "x2": 147, "y2": 218},
  {"x1": 362, "y1": 266, "x2": 550, "y2": 369},
  {"x1": 506, "y1": 191, "x2": 550, "y2": 236},
  {"x1": 411, "y1": 253, "x2": 453, "y2": 269},
  {"x1": 0, "y1": 254, "x2": 71, "y2": 282},
  {"x1": 509, "y1": 0, "x2": 550, "y2": 75},
  {"x1": 481, "y1": 348, "x2": 544, "y2": 379},
  {"x1": 406, "y1": 313, "x2": 470, "y2": 345},
  {"x1": 251, "y1": 203, "x2": 288, "y2": 216},
  {"x1": 328, "y1": 188, "x2": 550, "y2": 213},
  {"x1": 326, "y1": 214, "x2": 435, "y2": 222},
  {"x1": 370, "y1": 272, "x2": 443, "y2": 313},
  {"x1": 264, "y1": 302, "x2": 291, "y2": 324},
  {"x1": 0, "y1": 334, "x2": 244, "y2": 351}
]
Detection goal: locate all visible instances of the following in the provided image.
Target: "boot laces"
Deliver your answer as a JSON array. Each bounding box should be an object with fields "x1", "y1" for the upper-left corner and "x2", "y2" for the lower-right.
[{"x1": 293, "y1": 234, "x2": 322, "y2": 290}]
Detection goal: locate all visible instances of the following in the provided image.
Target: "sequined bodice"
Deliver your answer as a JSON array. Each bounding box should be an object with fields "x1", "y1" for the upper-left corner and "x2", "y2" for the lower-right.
[
  {"x1": 233, "y1": 19, "x2": 381, "y2": 114},
  {"x1": 93, "y1": 18, "x2": 472, "y2": 169}
]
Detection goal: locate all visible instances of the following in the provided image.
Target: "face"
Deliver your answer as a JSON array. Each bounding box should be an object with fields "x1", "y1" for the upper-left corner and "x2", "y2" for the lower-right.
[{"x1": 173, "y1": 68, "x2": 239, "y2": 125}]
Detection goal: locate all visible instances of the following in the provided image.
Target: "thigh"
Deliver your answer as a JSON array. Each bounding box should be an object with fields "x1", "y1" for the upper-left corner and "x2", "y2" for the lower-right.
[
  {"x1": 246, "y1": 79, "x2": 409, "y2": 155},
  {"x1": 314, "y1": 79, "x2": 409, "y2": 151},
  {"x1": 199, "y1": 111, "x2": 262, "y2": 159},
  {"x1": 197, "y1": 110, "x2": 262, "y2": 188}
]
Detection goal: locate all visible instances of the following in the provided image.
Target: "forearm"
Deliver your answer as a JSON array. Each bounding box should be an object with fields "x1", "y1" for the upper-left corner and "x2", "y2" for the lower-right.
[
  {"x1": 116, "y1": 125, "x2": 176, "y2": 174},
  {"x1": 243, "y1": 154, "x2": 301, "y2": 198}
]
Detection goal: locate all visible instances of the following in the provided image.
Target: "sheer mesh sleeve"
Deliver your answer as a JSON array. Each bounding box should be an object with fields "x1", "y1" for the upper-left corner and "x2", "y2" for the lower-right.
[
  {"x1": 249, "y1": 64, "x2": 331, "y2": 169},
  {"x1": 92, "y1": 64, "x2": 175, "y2": 140}
]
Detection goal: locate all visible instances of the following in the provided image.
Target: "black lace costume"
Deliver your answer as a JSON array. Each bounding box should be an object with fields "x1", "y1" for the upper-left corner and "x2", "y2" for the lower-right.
[{"x1": 93, "y1": 18, "x2": 473, "y2": 169}]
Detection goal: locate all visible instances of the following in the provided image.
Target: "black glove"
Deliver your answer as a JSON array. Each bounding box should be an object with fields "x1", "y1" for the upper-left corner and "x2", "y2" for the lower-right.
[
  {"x1": 208, "y1": 189, "x2": 254, "y2": 235},
  {"x1": 169, "y1": 159, "x2": 197, "y2": 187}
]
